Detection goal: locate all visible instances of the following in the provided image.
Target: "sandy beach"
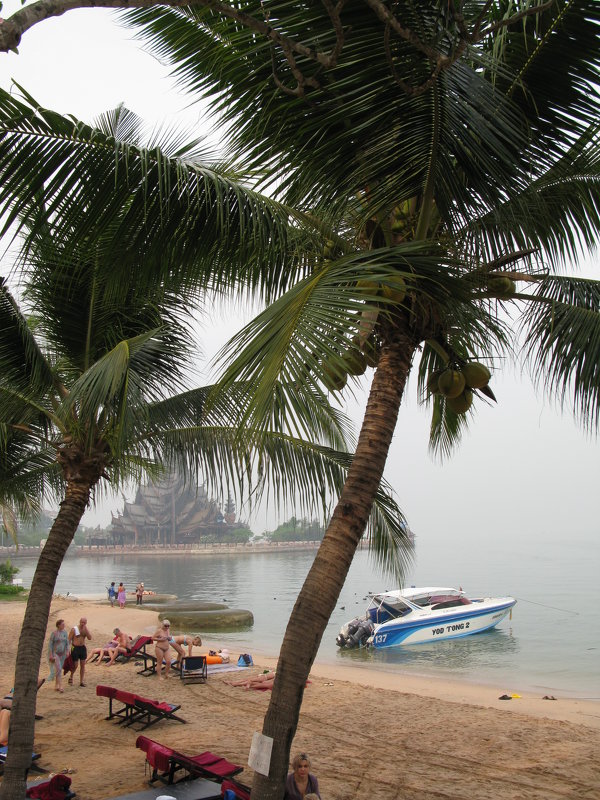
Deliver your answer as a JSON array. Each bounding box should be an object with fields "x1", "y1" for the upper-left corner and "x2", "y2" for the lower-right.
[{"x1": 1, "y1": 597, "x2": 599, "y2": 800}]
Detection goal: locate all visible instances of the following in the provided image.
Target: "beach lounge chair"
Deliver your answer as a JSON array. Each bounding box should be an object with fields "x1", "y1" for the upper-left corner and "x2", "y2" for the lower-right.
[
  {"x1": 96, "y1": 686, "x2": 140, "y2": 725},
  {"x1": 97, "y1": 687, "x2": 186, "y2": 730},
  {"x1": 0, "y1": 745, "x2": 43, "y2": 776},
  {"x1": 130, "y1": 697, "x2": 186, "y2": 730},
  {"x1": 103, "y1": 777, "x2": 222, "y2": 800},
  {"x1": 119, "y1": 635, "x2": 154, "y2": 664},
  {"x1": 136, "y1": 736, "x2": 243, "y2": 786},
  {"x1": 220, "y1": 778, "x2": 251, "y2": 800},
  {"x1": 180, "y1": 656, "x2": 207, "y2": 685},
  {"x1": 89, "y1": 635, "x2": 154, "y2": 665}
]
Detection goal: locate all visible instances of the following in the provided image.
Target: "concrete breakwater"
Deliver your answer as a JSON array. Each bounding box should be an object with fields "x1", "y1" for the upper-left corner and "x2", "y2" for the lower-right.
[{"x1": 1, "y1": 539, "x2": 369, "y2": 557}]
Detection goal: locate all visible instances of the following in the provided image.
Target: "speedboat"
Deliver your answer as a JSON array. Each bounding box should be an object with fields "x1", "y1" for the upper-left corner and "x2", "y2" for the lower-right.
[{"x1": 335, "y1": 586, "x2": 516, "y2": 649}]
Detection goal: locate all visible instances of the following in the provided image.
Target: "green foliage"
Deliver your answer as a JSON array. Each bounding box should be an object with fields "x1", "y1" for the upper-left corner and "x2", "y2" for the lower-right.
[
  {"x1": 0, "y1": 559, "x2": 19, "y2": 585},
  {"x1": 0, "y1": 583, "x2": 24, "y2": 596},
  {"x1": 268, "y1": 516, "x2": 325, "y2": 542}
]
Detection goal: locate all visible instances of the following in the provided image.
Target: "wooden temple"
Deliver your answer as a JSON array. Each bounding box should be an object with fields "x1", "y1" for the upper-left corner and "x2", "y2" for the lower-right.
[{"x1": 108, "y1": 473, "x2": 245, "y2": 547}]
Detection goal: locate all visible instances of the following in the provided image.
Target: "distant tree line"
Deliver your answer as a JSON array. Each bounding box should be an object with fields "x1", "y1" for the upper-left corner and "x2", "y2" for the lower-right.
[
  {"x1": 266, "y1": 516, "x2": 325, "y2": 542},
  {"x1": 4, "y1": 511, "x2": 325, "y2": 547}
]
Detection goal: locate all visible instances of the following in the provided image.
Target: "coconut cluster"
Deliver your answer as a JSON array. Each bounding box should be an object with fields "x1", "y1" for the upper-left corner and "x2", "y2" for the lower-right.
[
  {"x1": 427, "y1": 362, "x2": 492, "y2": 414},
  {"x1": 321, "y1": 336, "x2": 380, "y2": 391}
]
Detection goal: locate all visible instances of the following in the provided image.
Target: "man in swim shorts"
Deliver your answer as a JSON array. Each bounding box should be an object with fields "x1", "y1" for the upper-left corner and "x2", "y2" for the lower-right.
[{"x1": 68, "y1": 617, "x2": 91, "y2": 687}]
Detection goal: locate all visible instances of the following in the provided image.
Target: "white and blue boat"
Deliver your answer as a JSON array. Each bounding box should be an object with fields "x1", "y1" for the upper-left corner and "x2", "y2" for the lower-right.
[{"x1": 335, "y1": 586, "x2": 516, "y2": 649}]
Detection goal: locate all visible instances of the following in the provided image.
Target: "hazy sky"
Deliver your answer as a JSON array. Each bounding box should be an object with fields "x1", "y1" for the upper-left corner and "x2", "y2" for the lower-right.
[{"x1": 1, "y1": 4, "x2": 598, "y2": 546}]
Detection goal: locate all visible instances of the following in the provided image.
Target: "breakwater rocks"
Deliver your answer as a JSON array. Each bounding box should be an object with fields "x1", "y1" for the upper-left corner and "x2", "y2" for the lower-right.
[
  {"x1": 74, "y1": 540, "x2": 328, "y2": 556},
  {"x1": 142, "y1": 599, "x2": 254, "y2": 631}
]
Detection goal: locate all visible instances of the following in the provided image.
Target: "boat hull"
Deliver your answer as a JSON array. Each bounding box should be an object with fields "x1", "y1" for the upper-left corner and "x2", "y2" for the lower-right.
[{"x1": 370, "y1": 599, "x2": 516, "y2": 649}]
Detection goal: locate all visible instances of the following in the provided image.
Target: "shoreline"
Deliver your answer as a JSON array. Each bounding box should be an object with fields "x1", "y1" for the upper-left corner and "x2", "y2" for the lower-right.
[{"x1": 2, "y1": 598, "x2": 600, "y2": 800}]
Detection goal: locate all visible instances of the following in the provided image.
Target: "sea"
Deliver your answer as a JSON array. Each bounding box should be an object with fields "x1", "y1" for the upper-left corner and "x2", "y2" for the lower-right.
[{"x1": 8, "y1": 529, "x2": 599, "y2": 700}]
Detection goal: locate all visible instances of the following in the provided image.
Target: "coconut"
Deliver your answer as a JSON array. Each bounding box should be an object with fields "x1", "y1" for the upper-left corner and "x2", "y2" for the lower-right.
[
  {"x1": 426, "y1": 369, "x2": 443, "y2": 395},
  {"x1": 462, "y1": 362, "x2": 491, "y2": 389},
  {"x1": 322, "y1": 363, "x2": 348, "y2": 392},
  {"x1": 344, "y1": 348, "x2": 368, "y2": 376},
  {"x1": 381, "y1": 275, "x2": 407, "y2": 304},
  {"x1": 488, "y1": 276, "x2": 516, "y2": 298},
  {"x1": 437, "y1": 369, "x2": 466, "y2": 398},
  {"x1": 447, "y1": 389, "x2": 473, "y2": 414}
]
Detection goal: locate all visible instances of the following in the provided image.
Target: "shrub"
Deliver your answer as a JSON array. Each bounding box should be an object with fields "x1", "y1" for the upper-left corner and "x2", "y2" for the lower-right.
[{"x1": 0, "y1": 559, "x2": 20, "y2": 585}]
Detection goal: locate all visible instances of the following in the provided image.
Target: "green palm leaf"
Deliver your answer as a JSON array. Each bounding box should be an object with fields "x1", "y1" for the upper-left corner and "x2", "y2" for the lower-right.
[{"x1": 521, "y1": 275, "x2": 600, "y2": 428}]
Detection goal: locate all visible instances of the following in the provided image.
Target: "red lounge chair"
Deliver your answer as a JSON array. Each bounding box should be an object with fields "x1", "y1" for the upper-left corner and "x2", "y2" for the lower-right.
[
  {"x1": 119, "y1": 635, "x2": 154, "y2": 663},
  {"x1": 97, "y1": 687, "x2": 185, "y2": 730},
  {"x1": 136, "y1": 736, "x2": 242, "y2": 785},
  {"x1": 221, "y1": 778, "x2": 251, "y2": 800},
  {"x1": 131, "y1": 697, "x2": 186, "y2": 730}
]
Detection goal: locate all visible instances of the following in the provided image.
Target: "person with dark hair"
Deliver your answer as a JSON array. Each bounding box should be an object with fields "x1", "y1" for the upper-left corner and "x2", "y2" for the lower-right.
[
  {"x1": 107, "y1": 582, "x2": 117, "y2": 607},
  {"x1": 284, "y1": 753, "x2": 321, "y2": 800}
]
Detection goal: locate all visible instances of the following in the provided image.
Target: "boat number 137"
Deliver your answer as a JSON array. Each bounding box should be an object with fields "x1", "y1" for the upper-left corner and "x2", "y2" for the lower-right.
[{"x1": 374, "y1": 634, "x2": 387, "y2": 644}]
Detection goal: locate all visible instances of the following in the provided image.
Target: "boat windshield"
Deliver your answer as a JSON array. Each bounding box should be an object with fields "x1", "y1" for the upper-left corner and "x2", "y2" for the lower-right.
[{"x1": 368, "y1": 596, "x2": 412, "y2": 623}]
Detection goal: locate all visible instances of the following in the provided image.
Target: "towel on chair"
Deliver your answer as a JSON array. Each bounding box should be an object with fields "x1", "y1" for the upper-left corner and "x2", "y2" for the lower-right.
[{"x1": 26, "y1": 774, "x2": 72, "y2": 799}]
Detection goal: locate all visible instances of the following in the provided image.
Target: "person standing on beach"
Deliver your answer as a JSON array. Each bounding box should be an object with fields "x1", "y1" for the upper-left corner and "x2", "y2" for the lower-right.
[
  {"x1": 117, "y1": 582, "x2": 126, "y2": 609},
  {"x1": 68, "y1": 617, "x2": 91, "y2": 686},
  {"x1": 107, "y1": 582, "x2": 117, "y2": 607},
  {"x1": 48, "y1": 619, "x2": 69, "y2": 693},
  {"x1": 153, "y1": 620, "x2": 172, "y2": 680},
  {"x1": 135, "y1": 582, "x2": 144, "y2": 605}
]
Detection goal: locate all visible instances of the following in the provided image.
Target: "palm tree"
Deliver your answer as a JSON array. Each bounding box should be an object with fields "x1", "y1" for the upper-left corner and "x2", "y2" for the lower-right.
[
  {"x1": 1, "y1": 4, "x2": 599, "y2": 797},
  {"x1": 111, "y1": 2, "x2": 600, "y2": 797},
  {"x1": 0, "y1": 100, "x2": 411, "y2": 800}
]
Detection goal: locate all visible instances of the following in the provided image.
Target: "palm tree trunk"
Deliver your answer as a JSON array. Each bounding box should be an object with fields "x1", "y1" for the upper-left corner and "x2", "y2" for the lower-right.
[
  {"x1": 0, "y1": 480, "x2": 92, "y2": 800},
  {"x1": 252, "y1": 329, "x2": 418, "y2": 800}
]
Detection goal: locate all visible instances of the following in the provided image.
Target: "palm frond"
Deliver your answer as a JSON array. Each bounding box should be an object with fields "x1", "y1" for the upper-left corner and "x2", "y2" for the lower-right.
[
  {"x1": 520, "y1": 274, "x2": 600, "y2": 428},
  {"x1": 0, "y1": 86, "x2": 309, "y2": 298},
  {"x1": 212, "y1": 243, "x2": 464, "y2": 430},
  {"x1": 0, "y1": 276, "x2": 55, "y2": 394}
]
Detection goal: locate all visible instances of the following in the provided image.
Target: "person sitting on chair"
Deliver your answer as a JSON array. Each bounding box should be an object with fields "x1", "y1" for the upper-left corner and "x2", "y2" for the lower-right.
[{"x1": 86, "y1": 630, "x2": 120, "y2": 665}]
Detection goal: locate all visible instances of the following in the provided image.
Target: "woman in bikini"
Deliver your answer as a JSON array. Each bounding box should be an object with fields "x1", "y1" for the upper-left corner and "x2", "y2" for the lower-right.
[
  {"x1": 168, "y1": 634, "x2": 202, "y2": 667},
  {"x1": 153, "y1": 620, "x2": 172, "y2": 680}
]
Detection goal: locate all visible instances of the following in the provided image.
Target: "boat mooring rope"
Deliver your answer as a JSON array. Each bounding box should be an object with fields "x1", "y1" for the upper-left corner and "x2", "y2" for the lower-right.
[{"x1": 514, "y1": 596, "x2": 579, "y2": 615}]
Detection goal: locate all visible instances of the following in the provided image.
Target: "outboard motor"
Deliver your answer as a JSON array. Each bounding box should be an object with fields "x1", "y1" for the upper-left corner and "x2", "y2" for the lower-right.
[
  {"x1": 349, "y1": 618, "x2": 374, "y2": 647},
  {"x1": 336, "y1": 617, "x2": 374, "y2": 648},
  {"x1": 336, "y1": 617, "x2": 362, "y2": 648}
]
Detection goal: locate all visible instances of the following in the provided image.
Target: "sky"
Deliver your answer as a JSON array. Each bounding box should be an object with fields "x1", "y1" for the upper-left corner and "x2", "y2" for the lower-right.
[{"x1": 1, "y1": 3, "x2": 599, "y2": 546}]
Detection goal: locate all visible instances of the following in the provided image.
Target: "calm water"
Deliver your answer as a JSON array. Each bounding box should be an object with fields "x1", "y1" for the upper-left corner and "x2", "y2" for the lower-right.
[{"x1": 9, "y1": 530, "x2": 599, "y2": 699}]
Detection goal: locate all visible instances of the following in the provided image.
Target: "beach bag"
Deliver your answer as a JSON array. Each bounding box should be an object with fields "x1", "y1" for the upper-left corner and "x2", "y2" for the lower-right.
[{"x1": 237, "y1": 653, "x2": 253, "y2": 667}]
